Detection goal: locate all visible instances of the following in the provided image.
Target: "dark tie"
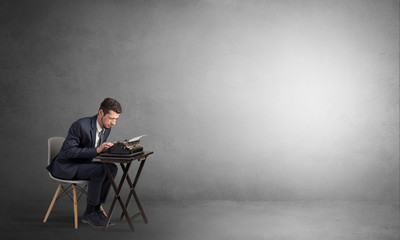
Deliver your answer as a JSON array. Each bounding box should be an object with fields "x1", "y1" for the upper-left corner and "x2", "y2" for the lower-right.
[{"x1": 97, "y1": 130, "x2": 105, "y2": 147}]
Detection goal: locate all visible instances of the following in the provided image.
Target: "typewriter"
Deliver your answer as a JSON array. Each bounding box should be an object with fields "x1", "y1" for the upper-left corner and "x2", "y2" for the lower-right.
[{"x1": 106, "y1": 139, "x2": 144, "y2": 155}]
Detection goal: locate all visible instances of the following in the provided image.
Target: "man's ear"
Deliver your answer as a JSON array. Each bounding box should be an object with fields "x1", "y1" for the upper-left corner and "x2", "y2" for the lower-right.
[{"x1": 98, "y1": 109, "x2": 104, "y2": 117}]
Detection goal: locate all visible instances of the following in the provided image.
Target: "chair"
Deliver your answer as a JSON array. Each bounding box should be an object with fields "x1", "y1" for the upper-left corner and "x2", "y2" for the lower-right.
[{"x1": 43, "y1": 137, "x2": 106, "y2": 229}]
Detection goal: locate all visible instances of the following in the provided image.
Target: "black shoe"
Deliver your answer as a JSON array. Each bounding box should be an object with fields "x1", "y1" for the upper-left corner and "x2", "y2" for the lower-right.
[
  {"x1": 82, "y1": 211, "x2": 106, "y2": 228},
  {"x1": 98, "y1": 211, "x2": 115, "y2": 226}
]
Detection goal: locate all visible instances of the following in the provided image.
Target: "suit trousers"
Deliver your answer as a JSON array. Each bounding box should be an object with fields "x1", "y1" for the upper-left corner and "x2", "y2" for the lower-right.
[{"x1": 74, "y1": 162, "x2": 118, "y2": 206}]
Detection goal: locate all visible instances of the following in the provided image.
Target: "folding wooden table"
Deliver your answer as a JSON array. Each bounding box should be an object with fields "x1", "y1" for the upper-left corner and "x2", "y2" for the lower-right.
[{"x1": 96, "y1": 151, "x2": 153, "y2": 231}]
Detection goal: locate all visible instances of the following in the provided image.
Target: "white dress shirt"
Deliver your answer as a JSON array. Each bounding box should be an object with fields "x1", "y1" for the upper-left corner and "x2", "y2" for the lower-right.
[{"x1": 95, "y1": 121, "x2": 104, "y2": 147}]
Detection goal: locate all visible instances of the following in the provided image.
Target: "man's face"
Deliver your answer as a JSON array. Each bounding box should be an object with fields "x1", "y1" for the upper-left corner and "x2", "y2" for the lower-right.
[{"x1": 99, "y1": 109, "x2": 120, "y2": 129}]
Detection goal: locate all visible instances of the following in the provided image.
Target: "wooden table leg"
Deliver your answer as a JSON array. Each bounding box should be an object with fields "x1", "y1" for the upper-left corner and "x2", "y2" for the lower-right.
[
  {"x1": 102, "y1": 162, "x2": 135, "y2": 232},
  {"x1": 119, "y1": 159, "x2": 148, "y2": 223}
]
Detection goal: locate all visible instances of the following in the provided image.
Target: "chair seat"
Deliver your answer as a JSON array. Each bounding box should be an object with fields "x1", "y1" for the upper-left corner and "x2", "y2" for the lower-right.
[{"x1": 49, "y1": 173, "x2": 89, "y2": 184}]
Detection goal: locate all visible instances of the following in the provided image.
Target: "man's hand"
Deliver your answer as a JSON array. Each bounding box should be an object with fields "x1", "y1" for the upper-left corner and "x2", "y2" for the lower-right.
[{"x1": 96, "y1": 142, "x2": 114, "y2": 154}]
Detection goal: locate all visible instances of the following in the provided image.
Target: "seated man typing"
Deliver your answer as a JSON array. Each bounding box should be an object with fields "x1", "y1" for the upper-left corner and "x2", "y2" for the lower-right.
[{"x1": 47, "y1": 98, "x2": 122, "y2": 228}]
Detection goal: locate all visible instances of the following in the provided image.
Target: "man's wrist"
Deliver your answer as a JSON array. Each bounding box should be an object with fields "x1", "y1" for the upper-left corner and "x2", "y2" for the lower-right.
[{"x1": 96, "y1": 147, "x2": 102, "y2": 154}]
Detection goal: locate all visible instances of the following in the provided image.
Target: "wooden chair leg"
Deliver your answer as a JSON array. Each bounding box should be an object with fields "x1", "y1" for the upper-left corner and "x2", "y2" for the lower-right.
[
  {"x1": 43, "y1": 183, "x2": 62, "y2": 223},
  {"x1": 100, "y1": 205, "x2": 107, "y2": 217},
  {"x1": 72, "y1": 184, "x2": 78, "y2": 229}
]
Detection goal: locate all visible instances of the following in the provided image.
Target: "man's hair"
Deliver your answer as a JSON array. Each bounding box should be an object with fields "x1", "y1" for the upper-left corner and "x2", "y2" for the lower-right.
[{"x1": 99, "y1": 98, "x2": 122, "y2": 114}]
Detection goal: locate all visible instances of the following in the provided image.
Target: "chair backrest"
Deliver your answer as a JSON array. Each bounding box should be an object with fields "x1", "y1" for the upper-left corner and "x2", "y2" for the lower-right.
[{"x1": 48, "y1": 137, "x2": 65, "y2": 165}]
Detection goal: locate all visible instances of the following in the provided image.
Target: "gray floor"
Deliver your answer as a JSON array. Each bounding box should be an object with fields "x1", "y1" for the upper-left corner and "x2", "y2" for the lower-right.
[{"x1": 1, "y1": 200, "x2": 399, "y2": 240}]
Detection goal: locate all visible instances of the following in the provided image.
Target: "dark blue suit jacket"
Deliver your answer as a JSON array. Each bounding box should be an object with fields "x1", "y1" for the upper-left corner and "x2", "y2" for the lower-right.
[{"x1": 47, "y1": 115, "x2": 111, "y2": 179}]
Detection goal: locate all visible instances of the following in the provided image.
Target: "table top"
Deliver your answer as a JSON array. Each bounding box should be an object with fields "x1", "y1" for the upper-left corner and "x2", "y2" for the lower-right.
[{"x1": 95, "y1": 151, "x2": 154, "y2": 163}]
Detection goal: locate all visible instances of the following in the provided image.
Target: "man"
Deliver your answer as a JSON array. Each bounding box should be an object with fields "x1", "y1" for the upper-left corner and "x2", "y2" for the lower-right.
[{"x1": 47, "y1": 98, "x2": 122, "y2": 228}]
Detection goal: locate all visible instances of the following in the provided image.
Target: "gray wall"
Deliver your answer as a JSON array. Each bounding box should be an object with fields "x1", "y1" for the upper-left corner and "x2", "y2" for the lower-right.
[{"x1": 1, "y1": 0, "x2": 399, "y2": 201}]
